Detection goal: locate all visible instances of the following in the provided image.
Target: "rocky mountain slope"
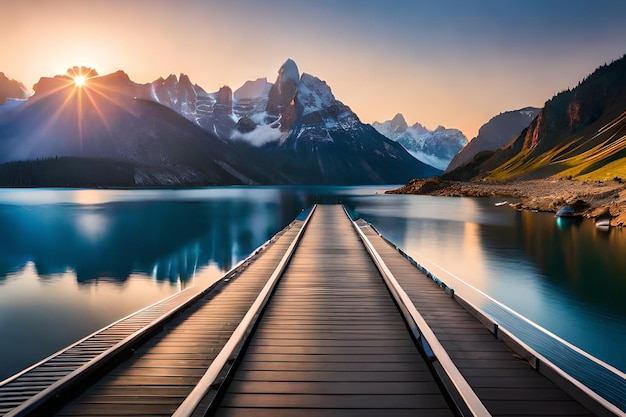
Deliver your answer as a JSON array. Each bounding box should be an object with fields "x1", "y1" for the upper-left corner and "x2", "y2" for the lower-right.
[
  {"x1": 446, "y1": 107, "x2": 539, "y2": 171},
  {"x1": 230, "y1": 60, "x2": 440, "y2": 184},
  {"x1": 445, "y1": 54, "x2": 626, "y2": 182},
  {"x1": 0, "y1": 62, "x2": 437, "y2": 186},
  {"x1": 372, "y1": 113, "x2": 467, "y2": 170},
  {"x1": 130, "y1": 58, "x2": 440, "y2": 183},
  {"x1": 0, "y1": 69, "x2": 265, "y2": 186},
  {"x1": 0, "y1": 72, "x2": 29, "y2": 107}
]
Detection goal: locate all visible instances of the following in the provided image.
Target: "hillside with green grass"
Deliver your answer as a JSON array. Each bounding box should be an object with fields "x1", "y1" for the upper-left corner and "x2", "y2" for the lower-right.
[
  {"x1": 487, "y1": 109, "x2": 626, "y2": 181},
  {"x1": 447, "y1": 54, "x2": 626, "y2": 182}
]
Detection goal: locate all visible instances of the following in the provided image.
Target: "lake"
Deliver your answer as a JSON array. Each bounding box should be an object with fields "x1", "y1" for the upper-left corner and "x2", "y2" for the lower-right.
[{"x1": 1, "y1": 186, "x2": 625, "y2": 388}]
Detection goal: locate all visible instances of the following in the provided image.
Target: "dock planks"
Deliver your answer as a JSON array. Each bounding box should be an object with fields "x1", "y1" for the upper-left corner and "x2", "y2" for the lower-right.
[
  {"x1": 355, "y1": 219, "x2": 596, "y2": 417},
  {"x1": 49, "y1": 220, "x2": 305, "y2": 417},
  {"x1": 213, "y1": 205, "x2": 454, "y2": 417},
  {"x1": 2, "y1": 204, "x2": 608, "y2": 417}
]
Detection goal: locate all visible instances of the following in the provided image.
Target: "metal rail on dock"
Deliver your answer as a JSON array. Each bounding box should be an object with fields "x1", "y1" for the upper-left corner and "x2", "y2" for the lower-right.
[
  {"x1": 344, "y1": 205, "x2": 492, "y2": 417},
  {"x1": 176, "y1": 204, "x2": 492, "y2": 417},
  {"x1": 356, "y1": 213, "x2": 625, "y2": 417},
  {"x1": 171, "y1": 205, "x2": 317, "y2": 417},
  {"x1": 4, "y1": 204, "x2": 618, "y2": 417},
  {"x1": 0, "y1": 216, "x2": 306, "y2": 417}
]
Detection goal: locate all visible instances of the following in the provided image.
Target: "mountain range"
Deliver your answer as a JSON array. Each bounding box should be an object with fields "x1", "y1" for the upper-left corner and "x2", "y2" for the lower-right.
[
  {"x1": 372, "y1": 114, "x2": 467, "y2": 170},
  {"x1": 0, "y1": 61, "x2": 439, "y2": 186},
  {"x1": 444, "y1": 54, "x2": 626, "y2": 182},
  {"x1": 446, "y1": 107, "x2": 540, "y2": 172},
  {"x1": 0, "y1": 72, "x2": 29, "y2": 106}
]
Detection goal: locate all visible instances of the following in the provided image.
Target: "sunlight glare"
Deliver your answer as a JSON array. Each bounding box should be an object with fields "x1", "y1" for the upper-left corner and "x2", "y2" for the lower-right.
[
  {"x1": 72, "y1": 189, "x2": 104, "y2": 205},
  {"x1": 74, "y1": 75, "x2": 87, "y2": 87}
]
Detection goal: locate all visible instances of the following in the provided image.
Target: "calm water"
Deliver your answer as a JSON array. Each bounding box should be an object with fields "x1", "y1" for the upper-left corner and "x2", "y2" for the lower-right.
[{"x1": 1, "y1": 187, "x2": 625, "y2": 386}]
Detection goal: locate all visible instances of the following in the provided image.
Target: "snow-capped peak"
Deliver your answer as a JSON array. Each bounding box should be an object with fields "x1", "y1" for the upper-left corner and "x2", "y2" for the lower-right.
[
  {"x1": 278, "y1": 59, "x2": 299, "y2": 86},
  {"x1": 297, "y1": 73, "x2": 335, "y2": 115},
  {"x1": 390, "y1": 113, "x2": 408, "y2": 133},
  {"x1": 266, "y1": 59, "x2": 300, "y2": 132},
  {"x1": 372, "y1": 116, "x2": 467, "y2": 170}
]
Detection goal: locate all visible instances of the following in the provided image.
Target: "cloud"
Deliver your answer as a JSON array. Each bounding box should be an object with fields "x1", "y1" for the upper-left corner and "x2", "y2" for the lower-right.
[{"x1": 231, "y1": 123, "x2": 283, "y2": 147}]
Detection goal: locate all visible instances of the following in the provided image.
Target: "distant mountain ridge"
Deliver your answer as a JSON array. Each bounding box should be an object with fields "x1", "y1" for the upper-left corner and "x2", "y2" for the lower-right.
[
  {"x1": 446, "y1": 107, "x2": 540, "y2": 172},
  {"x1": 0, "y1": 69, "x2": 263, "y2": 186},
  {"x1": 445, "y1": 54, "x2": 626, "y2": 182},
  {"x1": 0, "y1": 72, "x2": 29, "y2": 105},
  {"x1": 141, "y1": 59, "x2": 440, "y2": 183},
  {"x1": 0, "y1": 61, "x2": 438, "y2": 186},
  {"x1": 228, "y1": 60, "x2": 440, "y2": 184},
  {"x1": 372, "y1": 114, "x2": 467, "y2": 170}
]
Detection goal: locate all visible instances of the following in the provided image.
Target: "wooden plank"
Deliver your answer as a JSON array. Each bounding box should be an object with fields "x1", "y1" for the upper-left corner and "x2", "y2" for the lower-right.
[
  {"x1": 231, "y1": 370, "x2": 434, "y2": 382},
  {"x1": 238, "y1": 353, "x2": 423, "y2": 363},
  {"x1": 51, "y1": 221, "x2": 307, "y2": 417},
  {"x1": 213, "y1": 205, "x2": 452, "y2": 416},
  {"x1": 484, "y1": 400, "x2": 595, "y2": 415},
  {"x1": 53, "y1": 403, "x2": 176, "y2": 416},
  {"x1": 219, "y1": 393, "x2": 450, "y2": 409},
  {"x1": 466, "y1": 376, "x2": 559, "y2": 389},
  {"x1": 249, "y1": 331, "x2": 410, "y2": 340},
  {"x1": 235, "y1": 360, "x2": 429, "y2": 372},
  {"x1": 474, "y1": 387, "x2": 574, "y2": 401},
  {"x1": 82, "y1": 386, "x2": 194, "y2": 396},
  {"x1": 226, "y1": 381, "x2": 442, "y2": 395},
  {"x1": 242, "y1": 345, "x2": 420, "y2": 355},
  {"x1": 248, "y1": 338, "x2": 416, "y2": 347},
  {"x1": 215, "y1": 409, "x2": 455, "y2": 417},
  {"x1": 358, "y1": 221, "x2": 596, "y2": 417}
]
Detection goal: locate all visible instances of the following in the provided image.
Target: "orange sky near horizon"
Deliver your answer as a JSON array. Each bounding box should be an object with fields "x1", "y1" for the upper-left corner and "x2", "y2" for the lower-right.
[{"x1": 2, "y1": 0, "x2": 626, "y2": 139}]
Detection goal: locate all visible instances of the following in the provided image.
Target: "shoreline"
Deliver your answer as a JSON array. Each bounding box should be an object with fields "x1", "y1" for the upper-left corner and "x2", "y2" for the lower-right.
[{"x1": 387, "y1": 177, "x2": 626, "y2": 227}]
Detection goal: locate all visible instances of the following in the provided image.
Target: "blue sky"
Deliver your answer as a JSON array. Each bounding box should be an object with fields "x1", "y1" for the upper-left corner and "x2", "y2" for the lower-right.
[{"x1": 2, "y1": 0, "x2": 626, "y2": 137}]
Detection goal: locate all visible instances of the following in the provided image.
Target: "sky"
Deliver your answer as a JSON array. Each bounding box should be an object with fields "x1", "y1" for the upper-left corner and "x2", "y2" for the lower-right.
[{"x1": 2, "y1": 0, "x2": 626, "y2": 139}]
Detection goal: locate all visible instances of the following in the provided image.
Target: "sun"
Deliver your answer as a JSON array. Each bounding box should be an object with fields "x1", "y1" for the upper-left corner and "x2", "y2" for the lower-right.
[
  {"x1": 74, "y1": 75, "x2": 87, "y2": 87},
  {"x1": 66, "y1": 66, "x2": 98, "y2": 88}
]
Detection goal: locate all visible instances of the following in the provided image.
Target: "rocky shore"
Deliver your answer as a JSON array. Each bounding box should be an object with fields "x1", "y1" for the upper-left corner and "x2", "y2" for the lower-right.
[{"x1": 387, "y1": 177, "x2": 626, "y2": 227}]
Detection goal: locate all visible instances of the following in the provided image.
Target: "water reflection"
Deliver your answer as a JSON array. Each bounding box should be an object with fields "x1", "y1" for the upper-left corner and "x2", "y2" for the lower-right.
[
  {"x1": 1, "y1": 187, "x2": 625, "y2": 382},
  {"x1": 354, "y1": 195, "x2": 626, "y2": 372},
  {"x1": 0, "y1": 188, "x2": 302, "y2": 380},
  {"x1": 0, "y1": 197, "x2": 294, "y2": 285},
  {"x1": 0, "y1": 186, "x2": 383, "y2": 380},
  {"x1": 518, "y1": 210, "x2": 626, "y2": 314},
  {"x1": 0, "y1": 203, "x2": 219, "y2": 283}
]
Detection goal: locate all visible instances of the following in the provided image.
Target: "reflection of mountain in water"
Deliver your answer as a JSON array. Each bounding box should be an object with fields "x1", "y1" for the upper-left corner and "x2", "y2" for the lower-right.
[{"x1": 0, "y1": 199, "x2": 300, "y2": 284}]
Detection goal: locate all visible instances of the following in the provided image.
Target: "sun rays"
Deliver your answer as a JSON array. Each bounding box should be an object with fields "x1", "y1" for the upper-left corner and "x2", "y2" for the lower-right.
[
  {"x1": 74, "y1": 75, "x2": 87, "y2": 87},
  {"x1": 66, "y1": 66, "x2": 97, "y2": 85},
  {"x1": 24, "y1": 66, "x2": 137, "y2": 155}
]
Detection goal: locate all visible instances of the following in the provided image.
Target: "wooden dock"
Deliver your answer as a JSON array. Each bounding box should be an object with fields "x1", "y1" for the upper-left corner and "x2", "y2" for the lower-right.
[
  {"x1": 211, "y1": 204, "x2": 453, "y2": 416},
  {"x1": 0, "y1": 204, "x2": 620, "y2": 417}
]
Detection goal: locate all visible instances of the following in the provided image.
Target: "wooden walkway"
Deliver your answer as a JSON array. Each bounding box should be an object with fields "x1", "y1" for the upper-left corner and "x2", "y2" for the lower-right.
[
  {"x1": 0, "y1": 204, "x2": 615, "y2": 417},
  {"x1": 0, "y1": 217, "x2": 306, "y2": 417},
  {"x1": 213, "y1": 204, "x2": 453, "y2": 417},
  {"x1": 49, "y1": 220, "x2": 305, "y2": 417},
  {"x1": 355, "y1": 220, "x2": 598, "y2": 417}
]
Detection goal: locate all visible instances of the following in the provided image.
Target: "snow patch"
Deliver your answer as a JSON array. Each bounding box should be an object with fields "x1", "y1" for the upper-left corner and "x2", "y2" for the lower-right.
[
  {"x1": 298, "y1": 73, "x2": 335, "y2": 115},
  {"x1": 0, "y1": 98, "x2": 27, "y2": 112},
  {"x1": 150, "y1": 84, "x2": 159, "y2": 102},
  {"x1": 373, "y1": 118, "x2": 467, "y2": 170},
  {"x1": 250, "y1": 111, "x2": 270, "y2": 124}
]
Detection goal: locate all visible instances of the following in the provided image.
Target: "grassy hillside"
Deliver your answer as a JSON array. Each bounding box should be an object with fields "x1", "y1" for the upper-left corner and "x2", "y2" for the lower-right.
[
  {"x1": 482, "y1": 54, "x2": 626, "y2": 181},
  {"x1": 486, "y1": 109, "x2": 626, "y2": 181}
]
